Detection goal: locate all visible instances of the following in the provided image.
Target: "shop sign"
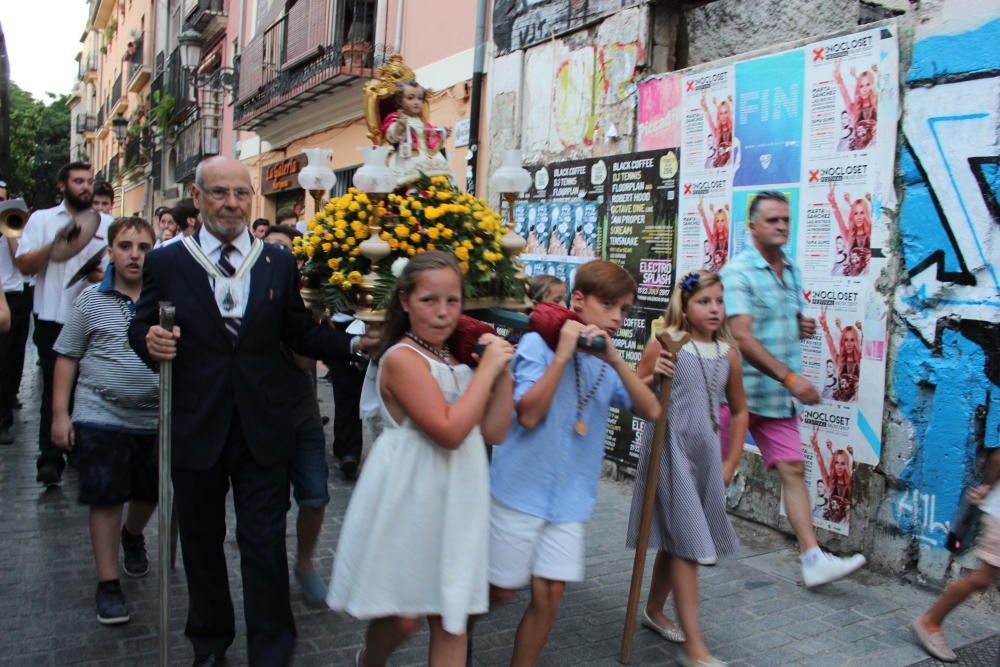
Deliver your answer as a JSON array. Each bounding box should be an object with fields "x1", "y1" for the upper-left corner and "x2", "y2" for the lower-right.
[{"x1": 261, "y1": 154, "x2": 307, "y2": 195}]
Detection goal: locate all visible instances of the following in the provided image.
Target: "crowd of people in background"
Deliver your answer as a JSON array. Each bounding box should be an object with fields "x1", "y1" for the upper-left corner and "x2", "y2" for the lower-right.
[{"x1": 0, "y1": 162, "x2": 994, "y2": 667}]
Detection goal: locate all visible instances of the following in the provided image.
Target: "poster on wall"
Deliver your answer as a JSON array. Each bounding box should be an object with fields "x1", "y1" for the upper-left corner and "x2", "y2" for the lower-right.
[
  {"x1": 633, "y1": 21, "x2": 899, "y2": 533},
  {"x1": 515, "y1": 158, "x2": 606, "y2": 285},
  {"x1": 637, "y1": 74, "x2": 682, "y2": 152},
  {"x1": 602, "y1": 149, "x2": 680, "y2": 465}
]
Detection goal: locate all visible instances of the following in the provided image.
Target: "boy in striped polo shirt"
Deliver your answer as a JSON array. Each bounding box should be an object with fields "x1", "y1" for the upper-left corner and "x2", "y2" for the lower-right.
[{"x1": 51, "y1": 217, "x2": 159, "y2": 626}]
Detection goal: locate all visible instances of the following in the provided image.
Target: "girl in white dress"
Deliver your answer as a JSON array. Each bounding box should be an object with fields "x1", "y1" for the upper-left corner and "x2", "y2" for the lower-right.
[{"x1": 327, "y1": 251, "x2": 515, "y2": 667}]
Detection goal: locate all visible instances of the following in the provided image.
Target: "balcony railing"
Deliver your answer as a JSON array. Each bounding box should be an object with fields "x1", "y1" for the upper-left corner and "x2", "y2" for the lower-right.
[
  {"x1": 110, "y1": 71, "x2": 124, "y2": 112},
  {"x1": 128, "y1": 37, "x2": 152, "y2": 92},
  {"x1": 123, "y1": 136, "x2": 143, "y2": 172},
  {"x1": 79, "y1": 55, "x2": 98, "y2": 80},
  {"x1": 167, "y1": 47, "x2": 195, "y2": 123},
  {"x1": 151, "y1": 148, "x2": 162, "y2": 190},
  {"x1": 235, "y1": 0, "x2": 382, "y2": 130},
  {"x1": 76, "y1": 114, "x2": 98, "y2": 134},
  {"x1": 175, "y1": 113, "x2": 204, "y2": 183},
  {"x1": 185, "y1": 0, "x2": 228, "y2": 45}
]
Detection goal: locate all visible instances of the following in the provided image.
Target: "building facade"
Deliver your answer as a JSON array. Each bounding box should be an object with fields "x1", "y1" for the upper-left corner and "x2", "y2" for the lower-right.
[{"x1": 233, "y1": 0, "x2": 484, "y2": 223}]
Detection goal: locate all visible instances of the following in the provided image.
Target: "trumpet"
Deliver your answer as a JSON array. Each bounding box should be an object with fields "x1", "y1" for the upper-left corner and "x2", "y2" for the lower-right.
[{"x1": 0, "y1": 199, "x2": 28, "y2": 238}]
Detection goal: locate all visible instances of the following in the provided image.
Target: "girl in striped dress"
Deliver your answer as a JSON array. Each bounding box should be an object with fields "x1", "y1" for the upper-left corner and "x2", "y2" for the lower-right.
[{"x1": 626, "y1": 270, "x2": 749, "y2": 667}]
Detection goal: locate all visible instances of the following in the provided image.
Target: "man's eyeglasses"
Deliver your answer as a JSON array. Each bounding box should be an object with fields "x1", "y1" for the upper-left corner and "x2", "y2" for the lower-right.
[{"x1": 204, "y1": 186, "x2": 254, "y2": 202}]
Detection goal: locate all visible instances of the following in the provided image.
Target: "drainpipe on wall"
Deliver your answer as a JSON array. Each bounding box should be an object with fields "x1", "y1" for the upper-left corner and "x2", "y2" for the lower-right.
[
  {"x1": 394, "y1": 0, "x2": 404, "y2": 54},
  {"x1": 466, "y1": 0, "x2": 488, "y2": 195}
]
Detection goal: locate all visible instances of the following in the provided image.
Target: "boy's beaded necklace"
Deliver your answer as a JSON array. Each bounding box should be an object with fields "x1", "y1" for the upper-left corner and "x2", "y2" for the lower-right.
[{"x1": 572, "y1": 354, "x2": 606, "y2": 436}]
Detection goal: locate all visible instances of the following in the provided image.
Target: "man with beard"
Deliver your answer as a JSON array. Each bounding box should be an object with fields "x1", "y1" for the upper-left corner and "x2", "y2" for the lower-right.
[{"x1": 16, "y1": 162, "x2": 112, "y2": 486}]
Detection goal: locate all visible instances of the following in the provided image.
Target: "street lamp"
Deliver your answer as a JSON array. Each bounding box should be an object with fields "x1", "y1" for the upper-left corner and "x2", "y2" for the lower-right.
[
  {"x1": 111, "y1": 113, "x2": 129, "y2": 187},
  {"x1": 177, "y1": 28, "x2": 236, "y2": 98},
  {"x1": 489, "y1": 148, "x2": 531, "y2": 256},
  {"x1": 296, "y1": 148, "x2": 337, "y2": 213},
  {"x1": 177, "y1": 29, "x2": 203, "y2": 73},
  {"x1": 111, "y1": 114, "x2": 129, "y2": 142}
]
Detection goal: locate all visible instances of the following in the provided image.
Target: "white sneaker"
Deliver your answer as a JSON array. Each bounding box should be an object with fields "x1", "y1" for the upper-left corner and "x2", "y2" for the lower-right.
[{"x1": 801, "y1": 551, "x2": 866, "y2": 588}]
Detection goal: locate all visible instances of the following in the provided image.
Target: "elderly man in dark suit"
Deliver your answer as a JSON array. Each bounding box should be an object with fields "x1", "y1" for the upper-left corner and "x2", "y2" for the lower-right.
[{"x1": 129, "y1": 156, "x2": 355, "y2": 667}]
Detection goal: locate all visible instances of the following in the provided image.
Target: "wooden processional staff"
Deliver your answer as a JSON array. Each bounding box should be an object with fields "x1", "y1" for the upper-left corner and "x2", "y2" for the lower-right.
[
  {"x1": 157, "y1": 303, "x2": 175, "y2": 667},
  {"x1": 619, "y1": 328, "x2": 690, "y2": 664}
]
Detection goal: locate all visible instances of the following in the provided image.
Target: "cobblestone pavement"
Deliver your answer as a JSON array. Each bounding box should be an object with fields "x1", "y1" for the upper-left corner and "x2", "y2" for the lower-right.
[{"x1": 1, "y1": 352, "x2": 997, "y2": 666}]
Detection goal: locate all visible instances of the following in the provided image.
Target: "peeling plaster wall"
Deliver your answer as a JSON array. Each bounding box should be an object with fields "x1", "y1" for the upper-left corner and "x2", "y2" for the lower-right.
[{"x1": 487, "y1": 5, "x2": 648, "y2": 179}]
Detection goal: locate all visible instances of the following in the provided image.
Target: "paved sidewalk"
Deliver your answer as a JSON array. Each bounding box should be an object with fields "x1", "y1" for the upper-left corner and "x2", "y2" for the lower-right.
[{"x1": 0, "y1": 353, "x2": 996, "y2": 666}]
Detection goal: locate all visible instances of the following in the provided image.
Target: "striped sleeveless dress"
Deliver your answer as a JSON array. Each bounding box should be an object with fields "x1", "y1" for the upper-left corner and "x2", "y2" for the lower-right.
[{"x1": 626, "y1": 340, "x2": 739, "y2": 561}]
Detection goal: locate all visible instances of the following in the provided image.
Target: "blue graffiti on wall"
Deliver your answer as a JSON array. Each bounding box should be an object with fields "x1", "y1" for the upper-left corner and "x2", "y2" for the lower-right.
[{"x1": 892, "y1": 18, "x2": 1000, "y2": 549}]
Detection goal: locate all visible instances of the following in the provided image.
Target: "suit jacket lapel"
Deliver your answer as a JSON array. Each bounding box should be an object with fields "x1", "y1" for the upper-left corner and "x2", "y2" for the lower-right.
[
  {"x1": 177, "y1": 246, "x2": 229, "y2": 339},
  {"x1": 238, "y1": 248, "x2": 275, "y2": 343}
]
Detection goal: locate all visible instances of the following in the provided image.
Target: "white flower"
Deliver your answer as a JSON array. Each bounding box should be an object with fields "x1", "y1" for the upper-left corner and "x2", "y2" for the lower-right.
[{"x1": 391, "y1": 257, "x2": 409, "y2": 278}]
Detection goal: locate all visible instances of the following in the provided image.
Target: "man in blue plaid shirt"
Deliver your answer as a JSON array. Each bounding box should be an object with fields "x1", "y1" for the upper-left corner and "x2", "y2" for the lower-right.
[{"x1": 721, "y1": 191, "x2": 866, "y2": 588}]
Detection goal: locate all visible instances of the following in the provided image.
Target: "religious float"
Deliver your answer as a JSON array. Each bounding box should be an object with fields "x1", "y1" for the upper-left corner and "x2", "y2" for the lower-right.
[{"x1": 294, "y1": 55, "x2": 531, "y2": 322}]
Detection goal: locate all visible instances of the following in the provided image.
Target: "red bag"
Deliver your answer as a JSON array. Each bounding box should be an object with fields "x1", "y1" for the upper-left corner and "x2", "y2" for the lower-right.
[
  {"x1": 528, "y1": 302, "x2": 581, "y2": 350},
  {"x1": 448, "y1": 314, "x2": 496, "y2": 366}
]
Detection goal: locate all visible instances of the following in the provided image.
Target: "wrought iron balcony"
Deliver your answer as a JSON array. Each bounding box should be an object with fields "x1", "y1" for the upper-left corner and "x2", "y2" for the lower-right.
[
  {"x1": 80, "y1": 55, "x2": 99, "y2": 82},
  {"x1": 151, "y1": 148, "x2": 162, "y2": 190},
  {"x1": 123, "y1": 135, "x2": 145, "y2": 174},
  {"x1": 76, "y1": 114, "x2": 98, "y2": 135},
  {"x1": 110, "y1": 71, "x2": 126, "y2": 115},
  {"x1": 167, "y1": 47, "x2": 196, "y2": 124},
  {"x1": 185, "y1": 0, "x2": 228, "y2": 45},
  {"x1": 174, "y1": 112, "x2": 204, "y2": 183},
  {"x1": 234, "y1": 0, "x2": 382, "y2": 131},
  {"x1": 128, "y1": 37, "x2": 152, "y2": 93},
  {"x1": 96, "y1": 104, "x2": 108, "y2": 138}
]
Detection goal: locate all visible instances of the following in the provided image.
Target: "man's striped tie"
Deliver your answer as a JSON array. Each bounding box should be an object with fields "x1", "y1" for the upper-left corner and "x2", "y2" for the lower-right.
[{"x1": 217, "y1": 244, "x2": 241, "y2": 343}]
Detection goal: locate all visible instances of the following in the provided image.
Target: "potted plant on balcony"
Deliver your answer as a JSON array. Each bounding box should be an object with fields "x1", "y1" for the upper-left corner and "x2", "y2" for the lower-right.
[{"x1": 341, "y1": 20, "x2": 372, "y2": 70}]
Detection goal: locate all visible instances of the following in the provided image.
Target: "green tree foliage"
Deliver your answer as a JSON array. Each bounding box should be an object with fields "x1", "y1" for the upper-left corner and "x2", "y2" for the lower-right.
[{"x1": 7, "y1": 82, "x2": 70, "y2": 209}]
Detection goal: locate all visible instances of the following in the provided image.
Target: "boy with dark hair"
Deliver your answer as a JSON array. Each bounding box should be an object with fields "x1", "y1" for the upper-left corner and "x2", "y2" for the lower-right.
[
  {"x1": 251, "y1": 218, "x2": 271, "y2": 239},
  {"x1": 485, "y1": 259, "x2": 660, "y2": 664},
  {"x1": 51, "y1": 217, "x2": 159, "y2": 625},
  {"x1": 263, "y1": 223, "x2": 300, "y2": 248},
  {"x1": 274, "y1": 208, "x2": 298, "y2": 226},
  {"x1": 163, "y1": 198, "x2": 199, "y2": 245},
  {"x1": 92, "y1": 181, "x2": 115, "y2": 215}
]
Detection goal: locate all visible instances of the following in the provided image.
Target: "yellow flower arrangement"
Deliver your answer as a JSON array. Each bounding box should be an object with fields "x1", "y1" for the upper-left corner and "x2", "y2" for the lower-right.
[{"x1": 296, "y1": 176, "x2": 524, "y2": 312}]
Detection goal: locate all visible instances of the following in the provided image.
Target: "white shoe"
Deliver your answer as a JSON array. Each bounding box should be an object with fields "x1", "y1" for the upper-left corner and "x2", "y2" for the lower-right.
[
  {"x1": 678, "y1": 653, "x2": 728, "y2": 667},
  {"x1": 641, "y1": 609, "x2": 686, "y2": 643},
  {"x1": 801, "y1": 551, "x2": 866, "y2": 588}
]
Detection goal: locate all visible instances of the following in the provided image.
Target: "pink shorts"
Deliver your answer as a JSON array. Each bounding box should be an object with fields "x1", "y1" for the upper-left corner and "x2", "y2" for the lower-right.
[
  {"x1": 719, "y1": 405, "x2": 803, "y2": 469},
  {"x1": 977, "y1": 514, "x2": 1000, "y2": 568}
]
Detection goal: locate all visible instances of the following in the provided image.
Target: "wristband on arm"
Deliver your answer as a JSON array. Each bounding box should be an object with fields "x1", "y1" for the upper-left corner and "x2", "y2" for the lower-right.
[{"x1": 782, "y1": 372, "x2": 798, "y2": 389}]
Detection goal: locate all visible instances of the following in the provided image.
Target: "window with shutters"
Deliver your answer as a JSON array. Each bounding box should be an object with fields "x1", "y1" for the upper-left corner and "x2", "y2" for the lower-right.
[{"x1": 283, "y1": 0, "x2": 332, "y2": 70}]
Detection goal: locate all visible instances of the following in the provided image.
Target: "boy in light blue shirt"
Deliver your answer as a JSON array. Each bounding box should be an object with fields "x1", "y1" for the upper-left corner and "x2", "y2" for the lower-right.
[{"x1": 487, "y1": 260, "x2": 660, "y2": 665}]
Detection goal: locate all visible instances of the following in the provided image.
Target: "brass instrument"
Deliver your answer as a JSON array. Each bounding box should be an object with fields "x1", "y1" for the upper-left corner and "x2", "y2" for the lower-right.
[{"x1": 0, "y1": 199, "x2": 28, "y2": 238}]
